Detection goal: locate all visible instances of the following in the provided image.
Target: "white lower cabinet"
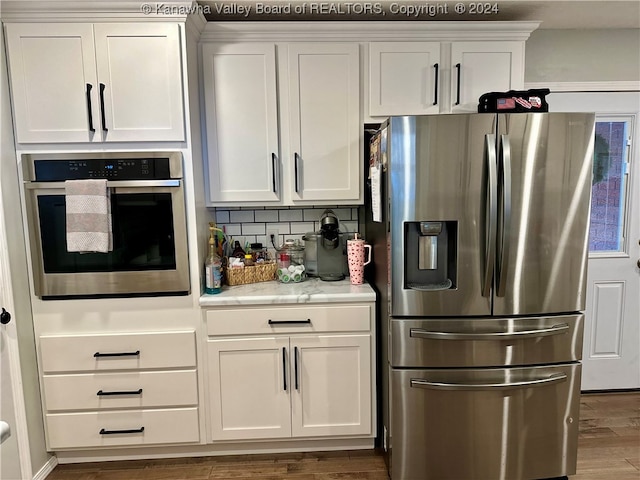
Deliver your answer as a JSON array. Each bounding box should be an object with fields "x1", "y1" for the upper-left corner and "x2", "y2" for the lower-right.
[
  {"x1": 46, "y1": 408, "x2": 199, "y2": 449},
  {"x1": 206, "y1": 304, "x2": 374, "y2": 442},
  {"x1": 39, "y1": 330, "x2": 200, "y2": 450}
]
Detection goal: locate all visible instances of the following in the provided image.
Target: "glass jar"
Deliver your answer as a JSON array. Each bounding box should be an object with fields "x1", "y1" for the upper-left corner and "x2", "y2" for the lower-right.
[{"x1": 275, "y1": 239, "x2": 306, "y2": 283}]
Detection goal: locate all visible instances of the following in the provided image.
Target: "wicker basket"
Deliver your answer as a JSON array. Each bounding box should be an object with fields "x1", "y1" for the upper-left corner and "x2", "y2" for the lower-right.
[{"x1": 225, "y1": 261, "x2": 278, "y2": 286}]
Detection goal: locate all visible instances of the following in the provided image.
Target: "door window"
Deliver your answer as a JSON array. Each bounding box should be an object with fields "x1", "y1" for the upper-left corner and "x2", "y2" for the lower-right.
[{"x1": 589, "y1": 116, "x2": 633, "y2": 254}]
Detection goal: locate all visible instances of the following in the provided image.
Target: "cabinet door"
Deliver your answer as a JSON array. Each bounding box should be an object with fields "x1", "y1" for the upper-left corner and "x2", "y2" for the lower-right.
[
  {"x1": 450, "y1": 41, "x2": 524, "y2": 112},
  {"x1": 4, "y1": 23, "x2": 99, "y2": 143},
  {"x1": 288, "y1": 43, "x2": 361, "y2": 203},
  {"x1": 290, "y1": 334, "x2": 372, "y2": 437},
  {"x1": 369, "y1": 42, "x2": 441, "y2": 116},
  {"x1": 93, "y1": 23, "x2": 185, "y2": 142},
  {"x1": 208, "y1": 337, "x2": 291, "y2": 440},
  {"x1": 202, "y1": 43, "x2": 280, "y2": 203}
]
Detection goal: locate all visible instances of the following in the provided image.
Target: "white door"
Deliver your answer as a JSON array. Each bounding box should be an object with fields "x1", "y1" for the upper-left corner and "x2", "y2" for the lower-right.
[
  {"x1": 202, "y1": 43, "x2": 280, "y2": 204},
  {"x1": 548, "y1": 91, "x2": 640, "y2": 390},
  {"x1": 290, "y1": 334, "x2": 371, "y2": 437},
  {"x1": 450, "y1": 41, "x2": 524, "y2": 113},
  {"x1": 93, "y1": 23, "x2": 185, "y2": 142},
  {"x1": 207, "y1": 337, "x2": 292, "y2": 440},
  {"x1": 0, "y1": 307, "x2": 22, "y2": 480},
  {"x1": 4, "y1": 23, "x2": 99, "y2": 143},
  {"x1": 369, "y1": 42, "x2": 441, "y2": 116},
  {"x1": 287, "y1": 43, "x2": 361, "y2": 203}
]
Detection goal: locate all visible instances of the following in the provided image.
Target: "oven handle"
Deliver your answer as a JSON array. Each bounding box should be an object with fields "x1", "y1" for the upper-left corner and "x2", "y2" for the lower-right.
[
  {"x1": 410, "y1": 373, "x2": 567, "y2": 391},
  {"x1": 409, "y1": 323, "x2": 570, "y2": 341},
  {"x1": 25, "y1": 180, "x2": 181, "y2": 189}
]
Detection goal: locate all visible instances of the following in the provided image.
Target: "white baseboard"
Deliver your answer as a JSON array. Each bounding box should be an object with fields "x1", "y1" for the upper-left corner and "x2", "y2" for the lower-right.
[
  {"x1": 55, "y1": 437, "x2": 375, "y2": 464},
  {"x1": 32, "y1": 456, "x2": 57, "y2": 480}
]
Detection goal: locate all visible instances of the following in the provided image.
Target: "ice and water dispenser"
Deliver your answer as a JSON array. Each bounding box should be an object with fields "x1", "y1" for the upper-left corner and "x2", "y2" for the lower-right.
[{"x1": 404, "y1": 221, "x2": 457, "y2": 291}]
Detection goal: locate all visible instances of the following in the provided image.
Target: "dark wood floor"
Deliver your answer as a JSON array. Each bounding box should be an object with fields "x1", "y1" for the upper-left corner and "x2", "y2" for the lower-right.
[{"x1": 47, "y1": 392, "x2": 639, "y2": 480}]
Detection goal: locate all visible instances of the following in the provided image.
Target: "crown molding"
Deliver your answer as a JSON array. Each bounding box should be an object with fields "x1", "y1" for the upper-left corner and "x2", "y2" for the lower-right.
[
  {"x1": 199, "y1": 21, "x2": 540, "y2": 42},
  {"x1": 0, "y1": 1, "x2": 199, "y2": 22},
  {"x1": 525, "y1": 81, "x2": 640, "y2": 92}
]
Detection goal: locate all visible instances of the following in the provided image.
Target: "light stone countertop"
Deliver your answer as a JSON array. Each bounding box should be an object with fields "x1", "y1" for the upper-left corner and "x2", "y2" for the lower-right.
[{"x1": 199, "y1": 278, "x2": 376, "y2": 306}]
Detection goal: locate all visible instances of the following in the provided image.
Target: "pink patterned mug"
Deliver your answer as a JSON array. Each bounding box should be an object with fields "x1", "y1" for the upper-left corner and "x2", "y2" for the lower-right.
[{"x1": 347, "y1": 234, "x2": 372, "y2": 285}]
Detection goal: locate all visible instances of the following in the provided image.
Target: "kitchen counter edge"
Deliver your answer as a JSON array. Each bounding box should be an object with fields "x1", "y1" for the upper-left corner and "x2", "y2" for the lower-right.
[{"x1": 199, "y1": 278, "x2": 376, "y2": 306}]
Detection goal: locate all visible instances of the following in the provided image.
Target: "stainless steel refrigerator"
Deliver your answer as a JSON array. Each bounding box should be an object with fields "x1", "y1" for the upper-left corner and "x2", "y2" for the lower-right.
[{"x1": 365, "y1": 113, "x2": 595, "y2": 480}]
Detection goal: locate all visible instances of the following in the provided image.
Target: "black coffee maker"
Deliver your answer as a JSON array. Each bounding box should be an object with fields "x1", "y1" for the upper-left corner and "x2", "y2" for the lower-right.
[{"x1": 303, "y1": 210, "x2": 349, "y2": 281}]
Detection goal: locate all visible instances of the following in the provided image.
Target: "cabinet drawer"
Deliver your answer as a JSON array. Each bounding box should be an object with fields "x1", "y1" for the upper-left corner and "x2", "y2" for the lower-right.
[
  {"x1": 206, "y1": 305, "x2": 371, "y2": 336},
  {"x1": 43, "y1": 370, "x2": 198, "y2": 411},
  {"x1": 46, "y1": 408, "x2": 199, "y2": 449},
  {"x1": 40, "y1": 331, "x2": 196, "y2": 373}
]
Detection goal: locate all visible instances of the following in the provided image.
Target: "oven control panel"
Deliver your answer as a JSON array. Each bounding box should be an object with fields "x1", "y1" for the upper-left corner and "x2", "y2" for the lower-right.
[{"x1": 33, "y1": 158, "x2": 172, "y2": 181}]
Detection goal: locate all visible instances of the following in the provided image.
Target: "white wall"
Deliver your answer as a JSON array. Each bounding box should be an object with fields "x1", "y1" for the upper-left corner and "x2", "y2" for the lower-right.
[
  {"x1": 0, "y1": 24, "x2": 52, "y2": 478},
  {"x1": 525, "y1": 29, "x2": 640, "y2": 83}
]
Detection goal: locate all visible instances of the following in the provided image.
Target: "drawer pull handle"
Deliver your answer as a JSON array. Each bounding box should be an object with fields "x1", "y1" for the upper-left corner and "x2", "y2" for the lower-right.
[
  {"x1": 99, "y1": 427, "x2": 144, "y2": 435},
  {"x1": 94, "y1": 350, "x2": 140, "y2": 358},
  {"x1": 97, "y1": 389, "x2": 143, "y2": 396},
  {"x1": 268, "y1": 319, "x2": 311, "y2": 325}
]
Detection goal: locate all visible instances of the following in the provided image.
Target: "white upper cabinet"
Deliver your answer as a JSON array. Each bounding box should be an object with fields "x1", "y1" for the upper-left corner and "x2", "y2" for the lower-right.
[
  {"x1": 287, "y1": 43, "x2": 360, "y2": 203},
  {"x1": 369, "y1": 42, "x2": 441, "y2": 116},
  {"x1": 450, "y1": 41, "x2": 524, "y2": 113},
  {"x1": 202, "y1": 43, "x2": 280, "y2": 203},
  {"x1": 202, "y1": 42, "x2": 361, "y2": 206},
  {"x1": 368, "y1": 40, "x2": 525, "y2": 116},
  {"x1": 4, "y1": 24, "x2": 98, "y2": 143},
  {"x1": 5, "y1": 22, "x2": 185, "y2": 144}
]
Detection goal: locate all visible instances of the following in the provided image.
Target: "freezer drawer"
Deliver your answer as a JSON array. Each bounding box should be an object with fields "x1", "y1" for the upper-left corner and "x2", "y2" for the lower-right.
[
  {"x1": 391, "y1": 314, "x2": 583, "y2": 368},
  {"x1": 390, "y1": 363, "x2": 581, "y2": 480}
]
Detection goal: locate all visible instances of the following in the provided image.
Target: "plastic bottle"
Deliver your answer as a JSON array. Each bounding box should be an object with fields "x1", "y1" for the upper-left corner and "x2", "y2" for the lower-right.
[{"x1": 205, "y1": 226, "x2": 222, "y2": 294}]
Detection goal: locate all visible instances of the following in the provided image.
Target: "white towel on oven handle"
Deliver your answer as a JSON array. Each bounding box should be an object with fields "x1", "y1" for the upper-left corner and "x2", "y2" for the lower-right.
[{"x1": 65, "y1": 179, "x2": 113, "y2": 253}]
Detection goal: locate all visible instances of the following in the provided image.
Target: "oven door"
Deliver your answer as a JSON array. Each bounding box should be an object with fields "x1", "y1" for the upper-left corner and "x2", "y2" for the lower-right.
[{"x1": 24, "y1": 180, "x2": 189, "y2": 298}]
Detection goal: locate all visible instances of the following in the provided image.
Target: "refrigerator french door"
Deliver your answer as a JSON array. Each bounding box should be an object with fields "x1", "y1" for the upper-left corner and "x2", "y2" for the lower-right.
[{"x1": 371, "y1": 113, "x2": 595, "y2": 480}]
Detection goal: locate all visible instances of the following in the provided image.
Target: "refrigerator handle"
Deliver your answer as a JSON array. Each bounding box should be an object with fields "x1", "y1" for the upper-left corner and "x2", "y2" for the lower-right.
[
  {"x1": 482, "y1": 134, "x2": 498, "y2": 297},
  {"x1": 410, "y1": 373, "x2": 567, "y2": 391},
  {"x1": 497, "y1": 134, "x2": 512, "y2": 297},
  {"x1": 409, "y1": 323, "x2": 570, "y2": 340}
]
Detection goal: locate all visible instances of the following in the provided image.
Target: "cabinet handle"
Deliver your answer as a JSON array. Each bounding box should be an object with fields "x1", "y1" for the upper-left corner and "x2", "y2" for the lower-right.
[
  {"x1": 99, "y1": 83, "x2": 108, "y2": 132},
  {"x1": 455, "y1": 63, "x2": 461, "y2": 105},
  {"x1": 86, "y1": 84, "x2": 95, "y2": 133},
  {"x1": 294, "y1": 153, "x2": 300, "y2": 194},
  {"x1": 99, "y1": 427, "x2": 144, "y2": 435},
  {"x1": 433, "y1": 63, "x2": 439, "y2": 106},
  {"x1": 97, "y1": 389, "x2": 143, "y2": 396},
  {"x1": 268, "y1": 319, "x2": 311, "y2": 325},
  {"x1": 272, "y1": 153, "x2": 278, "y2": 193},
  {"x1": 282, "y1": 347, "x2": 287, "y2": 391},
  {"x1": 93, "y1": 350, "x2": 140, "y2": 358},
  {"x1": 294, "y1": 346, "x2": 299, "y2": 391}
]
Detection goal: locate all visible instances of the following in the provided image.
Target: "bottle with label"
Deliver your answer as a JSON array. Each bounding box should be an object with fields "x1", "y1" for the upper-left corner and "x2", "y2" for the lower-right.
[
  {"x1": 205, "y1": 224, "x2": 222, "y2": 294},
  {"x1": 231, "y1": 240, "x2": 246, "y2": 258}
]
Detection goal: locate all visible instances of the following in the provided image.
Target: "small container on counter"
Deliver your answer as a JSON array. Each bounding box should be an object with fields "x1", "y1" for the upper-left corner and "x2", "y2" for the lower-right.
[
  {"x1": 275, "y1": 239, "x2": 306, "y2": 283},
  {"x1": 249, "y1": 243, "x2": 268, "y2": 263}
]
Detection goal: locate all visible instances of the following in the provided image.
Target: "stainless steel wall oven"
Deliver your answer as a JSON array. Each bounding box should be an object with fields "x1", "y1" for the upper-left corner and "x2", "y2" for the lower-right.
[{"x1": 22, "y1": 152, "x2": 190, "y2": 299}]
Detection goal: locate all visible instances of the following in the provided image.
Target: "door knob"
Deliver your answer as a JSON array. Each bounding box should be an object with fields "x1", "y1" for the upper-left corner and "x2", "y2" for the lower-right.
[{"x1": 0, "y1": 308, "x2": 11, "y2": 325}]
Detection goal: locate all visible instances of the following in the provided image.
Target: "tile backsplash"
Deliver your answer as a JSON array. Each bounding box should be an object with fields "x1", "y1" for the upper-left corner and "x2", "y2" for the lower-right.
[{"x1": 213, "y1": 206, "x2": 360, "y2": 251}]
